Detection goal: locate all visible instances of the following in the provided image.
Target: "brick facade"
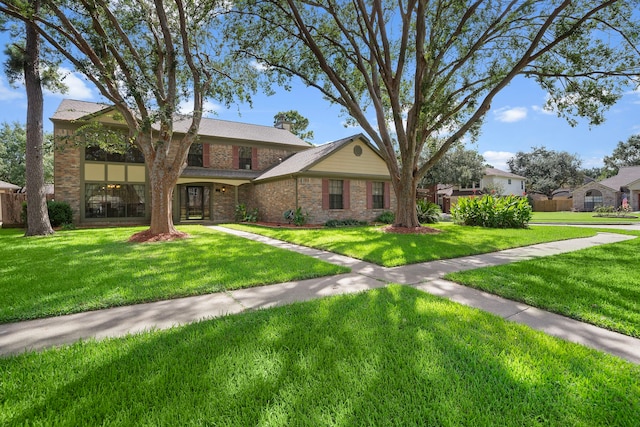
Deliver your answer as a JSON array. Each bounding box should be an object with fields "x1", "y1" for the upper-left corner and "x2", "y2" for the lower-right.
[
  {"x1": 572, "y1": 182, "x2": 618, "y2": 212},
  {"x1": 53, "y1": 130, "x2": 82, "y2": 224},
  {"x1": 251, "y1": 177, "x2": 396, "y2": 224}
]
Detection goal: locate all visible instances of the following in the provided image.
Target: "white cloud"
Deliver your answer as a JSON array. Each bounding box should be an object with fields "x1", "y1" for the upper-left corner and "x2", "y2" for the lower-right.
[
  {"x1": 483, "y1": 150, "x2": 515, "y2": 171},
  {"x1": 44, "y1": 68, "x2": 94, "y2": 100},
  {"x1": 494, "y1": 106, "x2": 527, "y2": 123},
  {"x1": 177, "y1": 99, "x2": 222, "y2": 117},
  {"x1": 582, "y1": 156, "x2": 604, "y2": 168},
  {"x1": 0, "y1": 76, "x2": 24, "y2": 101},
  {"x1": 531, "y1": 104, "x2": 555, "y2": 115},
  {"x1": 250, "y1": 60, "x2": 270, "y2": 72}
]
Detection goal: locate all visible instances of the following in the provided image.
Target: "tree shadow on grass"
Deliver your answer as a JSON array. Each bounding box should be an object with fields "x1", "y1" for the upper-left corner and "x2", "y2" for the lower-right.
[{"x1": 2, "y1": 286, "x2": 638, "y2": 425}]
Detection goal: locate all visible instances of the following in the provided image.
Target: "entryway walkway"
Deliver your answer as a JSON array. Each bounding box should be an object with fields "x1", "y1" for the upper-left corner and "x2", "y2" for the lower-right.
[{"x1": 0, "y1": 227, "x2": 638, "y2": 365}]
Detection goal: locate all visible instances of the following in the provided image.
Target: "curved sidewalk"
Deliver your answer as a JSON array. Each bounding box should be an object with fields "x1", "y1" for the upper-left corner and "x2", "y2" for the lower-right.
[{"x1": 1, "y1": 227, "x2": 638, "y2": 365}]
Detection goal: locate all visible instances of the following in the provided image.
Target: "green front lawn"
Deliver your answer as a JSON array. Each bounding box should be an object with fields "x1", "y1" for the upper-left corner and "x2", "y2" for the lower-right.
[
  {"x1": 225, "y1": 223, "x2": 598, "y2": 267},
  {"x1": 531, "y1": 211, "x2": 640, "y2": 223},
  {"x1": 0, "y1": 226, "x2": 347, "y2": 323},
  {"x1": 1, "y1": 286, "x2": 638, "y2": 426},
  {"x1": 446, "y1": 230, "x2": 640, "y2": 337}
]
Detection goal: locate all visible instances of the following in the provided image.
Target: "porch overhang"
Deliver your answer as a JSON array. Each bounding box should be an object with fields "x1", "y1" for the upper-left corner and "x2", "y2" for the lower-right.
[{"x1": 178, "y1": 167, "x2": 259, "y2": 186}]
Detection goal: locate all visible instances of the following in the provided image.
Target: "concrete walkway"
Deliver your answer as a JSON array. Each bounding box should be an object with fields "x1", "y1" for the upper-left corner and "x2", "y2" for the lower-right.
[{"x1": 1, "y1": 227, "x2": 638, "y2": 365}]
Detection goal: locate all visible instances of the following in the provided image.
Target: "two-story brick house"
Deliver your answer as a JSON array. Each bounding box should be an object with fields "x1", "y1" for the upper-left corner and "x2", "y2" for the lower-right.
[{"x1": 52, "y1": 99, "x2": 395, "y2": 225}]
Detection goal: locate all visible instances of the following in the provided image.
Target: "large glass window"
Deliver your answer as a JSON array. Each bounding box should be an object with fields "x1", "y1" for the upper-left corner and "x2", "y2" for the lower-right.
[
  {"x1": 85, "y1": 183, "x2": 146, "y2": 218},
  {"x1": 329, "y1": 179, "x2": 344, "y2": 209},
  {"x1": 187, "y1": 143, "x2": 203, "y2": 167},
  {"x1": 584, "y1": 190, "x2": 603, "y2": 211},
  {"x1": 239, "y1": 146, "x2": 252, "y2": 170},
  {"x1": 372, "y1": 182, "x2": 385, "y2": 209},
  {"x1": 85, "y1": 145, "x2": 144, "y2": 163}
]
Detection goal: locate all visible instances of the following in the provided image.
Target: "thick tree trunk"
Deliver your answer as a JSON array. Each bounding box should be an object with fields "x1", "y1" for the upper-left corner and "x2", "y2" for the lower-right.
[
  {"x1": 393, "y1": 173, "x2": 421, "y2": 228},
  {"x1": 148, "y1": 168, "x2": 179, "y2": 235},
  {"x1": 24, "y1": 0, "x2": 54, "y2": 237}
]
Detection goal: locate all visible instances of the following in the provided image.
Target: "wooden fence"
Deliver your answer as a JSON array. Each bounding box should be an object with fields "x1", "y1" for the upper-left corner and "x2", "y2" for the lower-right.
[
  {"x1": 531, "y1": 199, "x2": 573, "y2": 212},
  {"x1": 0, "y1": 193, "x2": 26, "y2": 227}
]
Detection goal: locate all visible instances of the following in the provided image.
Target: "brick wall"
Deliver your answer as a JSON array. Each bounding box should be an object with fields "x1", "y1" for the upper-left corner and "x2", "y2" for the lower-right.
[
  {"x1": 252, "y1": 177, "x2": 396, "y2": 224},
  {"x1": 212, "y1": 184, "x2": 236, "y2": 222},
  {"x1": 208, "y1": 144, "x2": 299, "y2": 171},
  {"x1": 572, "y1": 183, "x2": 618, "y2": 211},
  {"x1": 53, "y1": 131, "x2": 82, "y2": 223}
]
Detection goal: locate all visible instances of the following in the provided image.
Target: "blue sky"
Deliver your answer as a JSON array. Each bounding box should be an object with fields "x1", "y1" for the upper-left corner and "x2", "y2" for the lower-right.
[{"x1": 1, "y1": 54, "x2": 638, "y2": 171}]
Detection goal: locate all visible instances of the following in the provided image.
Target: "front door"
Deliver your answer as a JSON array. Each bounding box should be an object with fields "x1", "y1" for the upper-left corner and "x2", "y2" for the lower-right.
[{"x1": 186, "y1": 186, "x2": 204, "y2": 220}]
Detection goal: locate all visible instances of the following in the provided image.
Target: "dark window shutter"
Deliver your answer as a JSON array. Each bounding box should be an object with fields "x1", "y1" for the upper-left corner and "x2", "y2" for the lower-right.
[
  {"x1": 343, "y1": 180, "x2": 350, "y2": 210},
  {"x1": 232, "y1": 146, "x2": 239, "y2": 169},
  {"x1": 203, "y1": 144, "x2": 210, "y2": 168},
  {"x1": 384, "y1": 182, "x2": 391, "y2": 209},
  {"x1": 252, "y1": 147, "x2": 258, "y2": 170},
  {"x1": 322, "y1": 179, "x2": 329, "y2": 210},
  {"x1": 366, "y1": 181, "x2": 372, "y2": 209}
]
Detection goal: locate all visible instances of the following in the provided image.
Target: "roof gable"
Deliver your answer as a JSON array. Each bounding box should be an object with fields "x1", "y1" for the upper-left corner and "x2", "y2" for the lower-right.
[
  {"x1": 254, "y1": 134, "x2": 389, "y2": 182},
  {"x1": 484, "y1": 167, "x2": 526, "y2": 180}
]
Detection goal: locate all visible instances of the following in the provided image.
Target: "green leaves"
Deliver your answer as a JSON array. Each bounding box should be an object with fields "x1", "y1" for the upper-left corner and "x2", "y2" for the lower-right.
[{"x1": 451, "y1": 195, "x2": 532, "y2": 228}]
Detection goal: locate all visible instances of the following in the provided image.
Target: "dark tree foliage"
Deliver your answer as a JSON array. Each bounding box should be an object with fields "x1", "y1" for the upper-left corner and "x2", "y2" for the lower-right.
[{"x1": 603, "y1": 134, "x2": 640, "y2": 177}]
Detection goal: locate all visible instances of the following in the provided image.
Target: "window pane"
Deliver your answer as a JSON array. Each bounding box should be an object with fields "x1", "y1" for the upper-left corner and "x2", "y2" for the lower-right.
[
  {"x1": 85, "y1": 184, "x2": 105, "y2": 217},
  {"x1": 329, "y1": 180, "x2": 343, "y2": 209},
  {"x1": 188, "y1": 143, "x2": 203, "y2": 167},
  {"x1": 239, "y1": 146, "x2": 252, "y2": 169},
  {"x1": 85, "y1": 183, "x2": 145, "y2": 218},
  {"x1": 125, "y1": 145, "x2": 145, "y2": 163},
  {"x1": 85, "y1": 146, "x2": 107, "y2": 162},
  {"x1": 372, "y1": 182, "x2": 384, "y2": 209}
]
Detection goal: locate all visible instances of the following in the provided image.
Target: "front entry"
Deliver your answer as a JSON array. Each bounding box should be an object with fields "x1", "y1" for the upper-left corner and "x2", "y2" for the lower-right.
[{"x1": 186, "y1": 186, "x2": 204, "y2": 220}]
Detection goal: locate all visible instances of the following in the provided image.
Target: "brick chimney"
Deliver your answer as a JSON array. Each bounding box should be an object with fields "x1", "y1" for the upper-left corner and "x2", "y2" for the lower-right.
[{"x1": 274, "y1": 118, "x2": 292, "y2": 132}]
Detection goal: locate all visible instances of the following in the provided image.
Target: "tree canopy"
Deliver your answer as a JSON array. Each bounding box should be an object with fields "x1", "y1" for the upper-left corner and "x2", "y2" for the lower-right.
[
  {"x1": 0, "y1": 0, "x2": 260, "y2": 239},
  {"x1": 230, "y1": 0, "x2": 640, "y2": 227},
  {"x1": 603, "y1": 134, "x2": 640, "y2": 177},
  {"x1": 421, "y1": 145, "x2": 485, "y2": 188},
  {"x1": 507, "y1": 146, "x2": 582, "y2": 199},
  {"x1": 0, "y1": 121, "x2": 53, "y2": 187},
  {"x1": 274, "y1": 110, "x2": 314, "y2": 142}
]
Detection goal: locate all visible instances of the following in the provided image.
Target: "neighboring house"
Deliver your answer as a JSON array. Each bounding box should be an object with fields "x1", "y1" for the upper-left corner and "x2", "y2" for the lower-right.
[
  {"x1": 435, "y1": 167, "x2": 526, "y2": 212},
  {"x1": 52, "y1": 99, "x2": 395, "y2": 225},
  {"x1": 572, "y1": 166, "x2": 640, "y2": 212}
]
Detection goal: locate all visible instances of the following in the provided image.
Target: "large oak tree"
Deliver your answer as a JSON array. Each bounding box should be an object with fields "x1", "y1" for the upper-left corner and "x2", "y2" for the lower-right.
[
  {"x1": 1, "y1": 0, "x2": 257, "y2": 239},
  {"x1": 230, "y1": 0, "x2": 640, "y2": 228}
]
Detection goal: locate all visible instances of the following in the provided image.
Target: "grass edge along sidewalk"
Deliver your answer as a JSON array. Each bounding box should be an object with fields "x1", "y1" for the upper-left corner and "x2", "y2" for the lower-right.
[
  {"x1": 1, "y1": 286, "x2": 638, "y2": 426},
  {"x1": 0, "y1": 226, "x2": 348, "y2": 323}
]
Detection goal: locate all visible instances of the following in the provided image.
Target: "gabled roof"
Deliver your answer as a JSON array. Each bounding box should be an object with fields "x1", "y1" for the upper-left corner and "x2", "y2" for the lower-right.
[
  {"x1": 599, "y1": 166, "x2": 640, "y2": 191},
  {"x1": 51, "y1": 99, "x2": 310, "y2": 148},
  {"x1": 0, "y1": 180, "x2": 21, "y2": 191},
  {"x1": 254, "y1": 134, "x2": 379, "y2": 182},
  {"x1": 484, "y1": 167, "x2": 526, "y2": 180}
]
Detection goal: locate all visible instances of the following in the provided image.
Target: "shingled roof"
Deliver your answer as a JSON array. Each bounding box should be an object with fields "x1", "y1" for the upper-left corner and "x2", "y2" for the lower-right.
[
  {"x1": 51, "y1": 99, "x2": 309, "y2": 148},
  {"x1": 254, "y1": 134, "x2": 373, "y2": 182},
  {"x1": 484, "y1": 167, "x2": 526, "y2": 180},
  {"x1": 598, "y1": 166, "x2": 640, "y2": 190},
  {"x1": 0, "y1": 180, "x2": 21, "y2": 191}
]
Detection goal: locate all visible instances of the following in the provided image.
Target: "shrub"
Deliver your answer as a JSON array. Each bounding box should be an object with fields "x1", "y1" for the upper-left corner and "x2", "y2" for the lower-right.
[
  {"x1": 235, "y1": 204, "x2": 258, "y2": 222},
  {"x1": 284, "y1": 207, "x2": 309, "y2": 226},
  {"x1": 416, "y1": 200, "x2": 441, "y2": 224},
  {"x1": 47, "y1": 201, "x2": 73, "y2": 227},
  {"x1": 451, "y1": 195, "x2": 532, "y2": 228},
  {"x1": 22, "y1": 200, "x2": 74, "y2": 227},
  {"x1": 325, "y1": 219, "x2": 368, "y2": 228},
  {"x1": 375, "y1": 211, "x2": 395, "y2": 224}
]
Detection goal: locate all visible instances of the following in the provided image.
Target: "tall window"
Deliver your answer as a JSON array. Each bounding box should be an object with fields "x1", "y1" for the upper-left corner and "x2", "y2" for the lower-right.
[
  {"x1": 239, "y1": 146, "x2": 252, "y2": 169},
  {"x1": 329, "y1": 179, "x2": 344, "y2": 209},
  {"x1": 85, "y1": 183, "x2": 145, "y2": 218},
  {"x1": 372, "y1": 182, "x2": 385, "y2": 209},
  {"x1": 187, "y1": 143, "x2": 203, "y2": 167},
  {"x1": 584, "y1": 190, "x2": 603, "y2": 211}
]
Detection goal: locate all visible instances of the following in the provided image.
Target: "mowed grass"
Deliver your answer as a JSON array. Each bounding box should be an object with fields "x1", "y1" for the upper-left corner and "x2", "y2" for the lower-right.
[
  {"x1": 531, "y1": 211, "x2": 640, "y2": 223},
  {"x1": 224, "y1": 223, "x2": 598, "y2": 267},
  {"x1": 0, "y1": 226, "x2": 347, "y2": 323},
  {"x1": 1, "y1": 286, "x2": 637, "y2": 426},
  {"x1": 446, "y1": 230, "x2": 640, "y2": 337}
]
